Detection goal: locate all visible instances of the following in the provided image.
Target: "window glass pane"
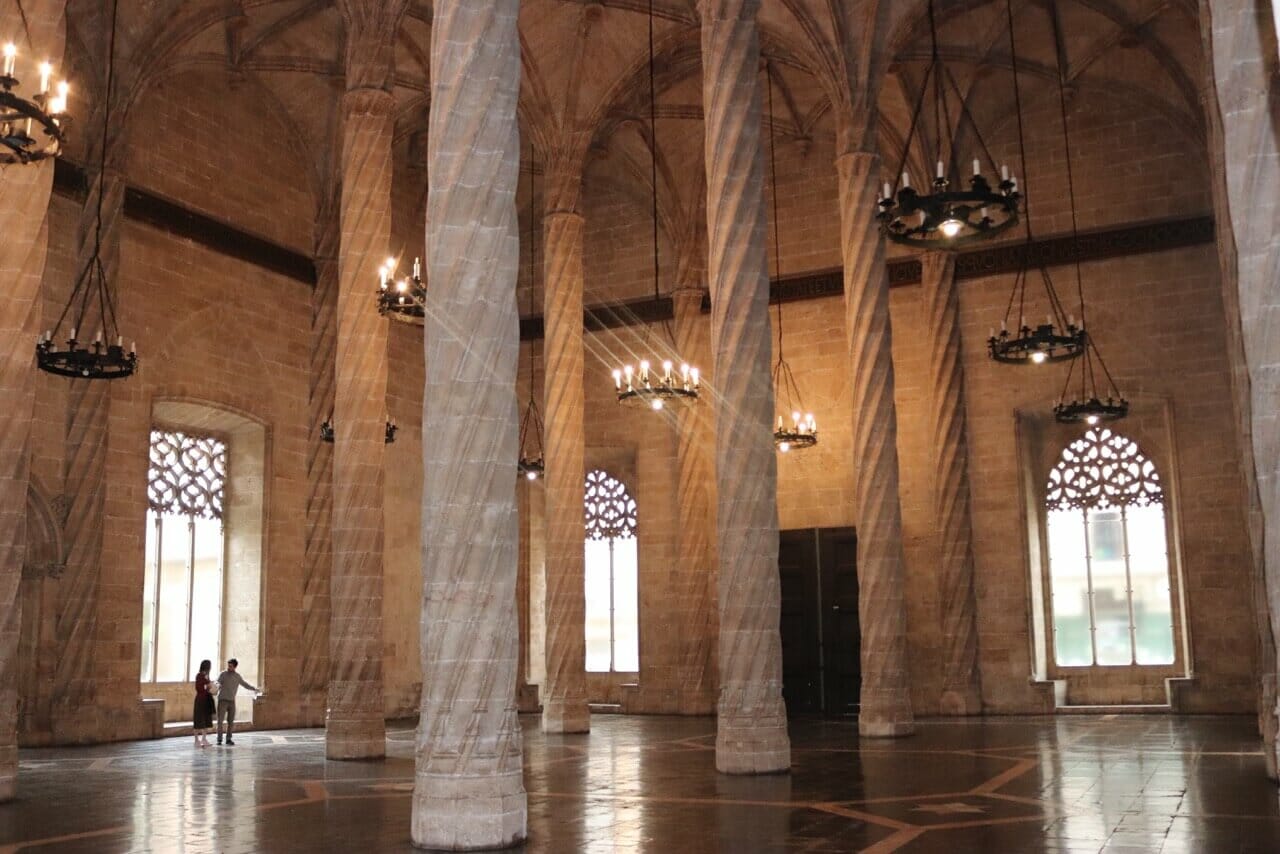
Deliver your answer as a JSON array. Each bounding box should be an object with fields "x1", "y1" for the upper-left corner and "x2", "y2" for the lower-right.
[
  {"x1": 1088, "y1": 509, "x2": 1132, "y2": 665},
  {"x1": 155, "y1": 514, "x2": 192, "y2": 682},
  {"x1": 612, "y1": 537, "x2": 639, "y2": 672},
  {"x1": 1127, "y1": 505, "x2": 1175, "y2": 665},
  {"x1": 1047, "y1": 509, "x2": 1092, "y2": 666},
  {"x1": 584, "y1": 539, "x2": 612, "y2": 672},
  {"x1": 187, "y1": 517, "x2": 224, "y2": 677},
  {"x1": 140, "y1": 511, "x2": 160, "y2": 682}
]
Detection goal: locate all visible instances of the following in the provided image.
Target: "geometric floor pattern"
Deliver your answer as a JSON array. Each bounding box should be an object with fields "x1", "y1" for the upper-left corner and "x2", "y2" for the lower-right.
[{"x1": 3, "y1": 714, "x2": 1278, "y2": 852}]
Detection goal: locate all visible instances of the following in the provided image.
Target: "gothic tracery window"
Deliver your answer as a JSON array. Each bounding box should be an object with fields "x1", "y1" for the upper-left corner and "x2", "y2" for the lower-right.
[
  {"x1": 583, "y1": 469, "x2": 639, "y2": 673},
  {"x1": 141, "y1": 429, "x2": 228, "y2": 683},
  {"x1": 1044, "y1": 428, "x2": 1176, "y2": 667}
]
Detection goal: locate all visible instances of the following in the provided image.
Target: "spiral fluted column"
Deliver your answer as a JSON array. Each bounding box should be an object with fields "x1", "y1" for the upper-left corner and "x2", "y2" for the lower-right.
[
  {"x1": 540, "y1": 207, "x2": 590, "y2": 734},
  {"x1": 673, "y1": 286, "x2": 717, "y2": 714},
  {"x1": 328, "y1": 86, "x2": 392, "y2": 760},
  {"x1": 52, "y1": 160, "x2": 124, "y2": 739},
  {"x1": 302, "y1": 209, "x2": 337, "y2": 719},
  {"x1": 0, "y1": 1, "x2": 64, "y2": 794},
  {"x1": 413, "y1": 0, "x2": 527, "y2": 847},
  {"x1": 700, "y1": 0, "x2": 791, "y2": 774},
  {"x1": 921, "y1": 251, "x2": 982, "y2": 715},
  {"x1": 836, "y1": 151, "x2": 914, "y2": 737}
]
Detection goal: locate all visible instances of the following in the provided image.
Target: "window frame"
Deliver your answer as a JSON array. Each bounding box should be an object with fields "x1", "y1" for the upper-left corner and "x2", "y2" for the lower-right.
[
  {"x1": 1037, "y1": 428, "x2": 1186, "y2": 678},
  {"x1": 141, "y1": 425, "x2": 230, "y2": 686},
  {"x1": 583, "y1": 468, "x2": 639, "y2": 675}
]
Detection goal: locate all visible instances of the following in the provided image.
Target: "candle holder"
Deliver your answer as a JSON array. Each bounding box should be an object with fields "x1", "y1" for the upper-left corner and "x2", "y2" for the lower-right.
[
  {"x1": 319, "y1": 418, "x2": 398, "y2": 444},
  {"x1": 989, "y1": 318, "x2": 1086, "y2": 365},
  {"x1": 612, "y1": 359, "x2": 700, "y2": 411},
  {"x1": 0, "y1": 43, "x2": 70, "y2": 165},
  {"x1": 877, "y1": 168, "x2": 1020, "y2": 249},
  {"x1": 376, "y1": 256, "x2": 426, "y2": 322},
  {"x1": 36, "y1": 332, "x2": 136, "y2": 379}
]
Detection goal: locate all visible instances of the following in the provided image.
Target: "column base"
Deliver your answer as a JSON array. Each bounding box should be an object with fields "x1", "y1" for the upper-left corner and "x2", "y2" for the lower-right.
[
  {"x1": 326, "y1": 715, "x2": 386, "y2": 760},
  {"x1": 715, "y1": 720, "x2": 791, "y2": 774},
  {"x1": 541, "y1": 698, "x2": 590, "y2": 733},
  {"x1": 939, "y1": 688, "x2": 983, "y2": 716},
  {"x1": 858, "y1": 716, "x2": 915, "y2": 738},
  {"x1": 0, "y1": 746, "x2": 15, "y2": 802},
  {"x1": 412, "y1": 770, "x2": 527, "y2": 850}
]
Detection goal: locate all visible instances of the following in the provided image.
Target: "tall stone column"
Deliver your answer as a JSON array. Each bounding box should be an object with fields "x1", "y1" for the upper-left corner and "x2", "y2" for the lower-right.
[
  {"x1": 328, "y1": 2, "x2": 401, "y2": 757},
  {"x1": 302, "y1": 206, "x2": 337, "y2": 724},
  {"x1": 540, "y1": 204, "x2": 590, "y2": 733},
  {"x1": 921, "y1": 251, "x2": 982, "y2": 715},
  {"x1": 672, "y1": 286, "x2": 717, "y2": 714},
  {"x1": 413, "y1": 0, "x2": 527, "y2": 848},
  {"x1": 700, "y1": 0, "x2": 790, "y2": 774},
  {"x1": 0, "y1": 0, "x2": 65, "y2": 796},
  {"x1": 836, "y1": 150, "x2": 914, "y2": 737}
]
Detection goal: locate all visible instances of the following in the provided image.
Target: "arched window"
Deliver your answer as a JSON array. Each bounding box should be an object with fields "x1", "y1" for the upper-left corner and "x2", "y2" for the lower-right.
[
  {"x1": 1044, "y1": 428, "x2": 1175, "y2": 667},
  {"x1": 583, "y1": 469, "x2": 638, "y2": 673},
  {"x1": 142, "y1": 429, "x2": 227, "y2": 683}
]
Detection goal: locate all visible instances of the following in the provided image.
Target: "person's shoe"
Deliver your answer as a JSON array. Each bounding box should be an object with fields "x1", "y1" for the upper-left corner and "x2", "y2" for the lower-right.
[
  {"x1": 225, "y1": 739, "x2": 235, "y2": 746},
  {"x1": 216, "y1": 738, "x2": 222, "y2": 745}
]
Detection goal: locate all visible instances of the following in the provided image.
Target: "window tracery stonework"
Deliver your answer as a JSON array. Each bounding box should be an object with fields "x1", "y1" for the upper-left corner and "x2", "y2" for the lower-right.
[
  {"x1": 584, "y1": 469, "x2": 636, "y2": 541},
  {"x1": 147, "y1": 429, "x2": 228, "y2": 520},
  {"x1": 1046, "y1": 427, "x2": 1163, "y2": 512}
]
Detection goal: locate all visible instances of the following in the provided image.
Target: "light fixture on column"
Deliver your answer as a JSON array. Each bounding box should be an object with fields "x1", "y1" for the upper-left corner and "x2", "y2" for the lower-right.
[
  {"x1": 36, "y1": 0, "x2": 134, "y2": 379},
  {"x1": 610, "y1": 0, "x2": 700, "y2": 412},
  {"x1": 875, "y1": 0, "x2": 1019, "y2": 248},
  {"x1": 764, "y1": 63, "x2": 816, "y2": 454},
  {"x1": 1044, "y1": 0, "x2": 1126, "y2": 424},
  {"x1": 320, "y1": 417, "x2": 398, "y2": 444},
  {"x1": 0, "y1": 31, "x2": 70, "y2": 165},
  {"x1": 987, "y1": 0, "x2": 1085, "y2": 367},
  {"x1": 518, "y1": 147, "x2": 545, "y2": 480},
  {"x1": 376, "y1": 255, "x2": 425, "y2": 321}
]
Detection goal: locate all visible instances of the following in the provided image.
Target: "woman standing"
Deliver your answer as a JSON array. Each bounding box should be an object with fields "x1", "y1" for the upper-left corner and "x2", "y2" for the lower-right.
[{"x1": 193, "y1": 659, "x2": 216, "y2": 747}]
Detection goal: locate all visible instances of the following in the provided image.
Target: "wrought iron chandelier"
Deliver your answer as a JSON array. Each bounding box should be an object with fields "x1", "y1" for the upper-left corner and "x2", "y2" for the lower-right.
[
  {"x1": 319, "y1": 417, "x2": 398, "y2": 444},
  {"x1": 610, "y1": 0, "x2": 700, "y2": 412},
  {"x1": 765, "y1": 64, "x2": 816, "y2": 454},
  {"x1": 377, "y1": 255, "x2": 425, "y2": 321},
  {"x1": 876, "y1": 0, "x2": 1020, "y2": 248},
  {"x1": 1, "y1": 11, "x2": 70, "y2": 166},
  {"x1": 1043, "y1": 0, "x2": 1126, "y2": 424},
  {"x1": 36, "y1": 0, "x2": 135, "y2": 380},
  {"x1": 987, "y1": 0, "x2": 1085, "y2": 367},
  {"x1": 518, "y1": 148, "x2": 545, "y2": 480}
]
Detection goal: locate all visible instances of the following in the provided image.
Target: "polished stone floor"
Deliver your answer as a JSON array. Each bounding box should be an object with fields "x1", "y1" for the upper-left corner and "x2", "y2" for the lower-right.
[{"x1": 1, "y1": 714, "x2": 1277, "y2": 852}]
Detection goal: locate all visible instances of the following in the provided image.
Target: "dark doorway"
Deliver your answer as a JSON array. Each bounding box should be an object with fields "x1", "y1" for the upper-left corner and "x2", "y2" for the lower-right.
[{"x1": 777, "y1": 527, "x2": 860, "y2": 717}]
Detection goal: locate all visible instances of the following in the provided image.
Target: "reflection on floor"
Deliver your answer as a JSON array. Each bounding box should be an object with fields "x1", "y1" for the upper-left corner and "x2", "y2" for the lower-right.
[{"x1": 4, "y1": 714, "x2": 1279, "y2": 852}]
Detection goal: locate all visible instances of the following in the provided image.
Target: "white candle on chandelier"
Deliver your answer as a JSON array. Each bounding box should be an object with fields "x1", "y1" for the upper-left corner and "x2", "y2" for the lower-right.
[
  {"x1": 1001, "y1": 164, "x2": 1009, "y2": 182},
  {"x1": 2, "y1": 44, "x2": 16, "y2": 78},
  {"x1": 639, "y1": 360, "x2": 650, "y2": 384},
  {"x1": 776, "y1": 415, "x2": 784, "y2": 430},
  {"x1": 680, "y1": 362, "x2": 690, "y2": 387},
  {"x1": 131, "y1": 341, "x2": 136, "y2": 354},
  {"x1": 385, "y1": 256, "x2": 396, "y2": 272},
  {"x1": 623, "y1": 364, "x2": 633, "y2": 390},
  {"x1": 936, "y1": 160, "x2": 944, "y2": 179},
  {"x1": 690, "y1": 367, "x2": 699, "y2": 388},
  {"x1": 662, "y1": 360, "x2": 672, "y2": 383},
  {"x1": 50, "y1": 80, "x2": 68, "y2": 114},
  {"x1": 901, "y1": 171, "x2": 910, "y2": 189},
  {"x1": 38, "y1": 61, "x2": 52, "y2": 94},
  {"x1": 612, "y1": 369, "x2": 622, "y2": 390},
  {"x1": 413, "y1": 257, "x2": 421, "y2": 279},
  {"x1": 973, "y1": 158, "x2": 981, "y2": 176},
  {"x1": 882, "y1": 182, "x2": 891, "y2": 201},
  {"x1": 1068, "y1": 314, "x2": 1076, "y2": 328},
  {"x1": 792, "y1": 411, "x2": 801, "y2": 427},
  {"x1": 1000, "y1": 319, "x2": 1007, "y2": 332},
  {"x1": 94, "y1": 330, "x2": 102, "y2": 344},
  {"x1": 116, "y1": 336, "x2": 123, "y2": 348}
]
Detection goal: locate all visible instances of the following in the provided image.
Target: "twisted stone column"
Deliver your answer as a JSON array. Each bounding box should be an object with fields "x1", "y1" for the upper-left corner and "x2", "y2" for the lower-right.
[
  {"x1": 921, "y1": 251, "x2": 982, "y2": 715},
  {"x1": 673, "y1": 286, "x2": 717, "y2": 714},
  {"x1": 302, "y1": 210, "x2": 337, "y2": 720},
  {"x1": 700, "y1": 0, "x2": 790, "y2": 774},
  {"x1": 540, "y1": 207, "x2": 589, "y2": 733},
  {"x1": 0, "y1": 1, "x2": 65, "y2": 794},
  {"x1": 328, "y1": 87, "x2": 392, "y2": 760},
  {"x1": 413, "y1": 0, "x2": 527, "y2": 847},
  {"x1": 53, "y1": 160, "x2": 124, "y2": 739},
  {"x1": 836, "y1": 151, "x2": 914, "y2": 737}
]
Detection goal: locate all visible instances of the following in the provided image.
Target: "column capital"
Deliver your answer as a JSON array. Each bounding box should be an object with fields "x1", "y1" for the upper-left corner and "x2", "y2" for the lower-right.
[
  {"x1": 338, "y1": 0, "x2": 408, "y2": 92},
  {"x1": 697, "y1": 0, "x2": 762, "y2": 22}
]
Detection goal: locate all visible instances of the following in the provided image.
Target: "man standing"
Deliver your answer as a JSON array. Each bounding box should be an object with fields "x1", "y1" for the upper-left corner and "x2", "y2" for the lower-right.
[{"x1": 215, "y1": 658, "x2": 259, "y2": 746}]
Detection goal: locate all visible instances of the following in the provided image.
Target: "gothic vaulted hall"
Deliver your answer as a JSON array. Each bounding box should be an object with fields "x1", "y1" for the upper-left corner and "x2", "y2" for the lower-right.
[{"x1": 1, "y1": 0, "x2": 1279, "y2": 851}]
